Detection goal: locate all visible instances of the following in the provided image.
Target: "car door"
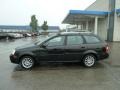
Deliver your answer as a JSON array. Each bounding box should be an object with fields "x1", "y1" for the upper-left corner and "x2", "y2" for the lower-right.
[
  {"x1": 64, "y1": 35, "x2": 87, "y2": 61},
  {"x1": 38, "y1": 36, "x2": 66, "y2": 62}
]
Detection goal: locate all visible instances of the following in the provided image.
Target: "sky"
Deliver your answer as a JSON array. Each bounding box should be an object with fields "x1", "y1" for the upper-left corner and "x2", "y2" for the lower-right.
[{"x1": 0, "y1": 0, "x2": 96, "y2": 28}]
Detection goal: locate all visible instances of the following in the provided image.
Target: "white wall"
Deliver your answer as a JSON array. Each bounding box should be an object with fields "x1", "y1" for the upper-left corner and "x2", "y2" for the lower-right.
[
  {"x1": 86, "y1": 0, "x2": 109, "y2": 11},
  {"x1": 116, "y1": 0, "x2": 120, "y2": 9},
  {"x1": 113, "y1": 0, "x2": 120, "y2": 41},
  {"x1": 113, "y1": 15, "x2": 120, "y2": 41},
  {"x1": 85, "y1": 0, "x2": 109, "y2": 40},
  {"x1": 87, "y1": 18, "x2": 108, "y2": 40},
  {"x1": 111, "y1": 0, "x2": 120, "y2": 41},
  {"x1": 97, "y1": 18, "x2": 108, "y2": 40},
  {"x1": 85, "y1": 0, "x2": 120, "y2": 41},
  {"x1": 88, "y1": 21, "x2": 94, "y2": 33}
]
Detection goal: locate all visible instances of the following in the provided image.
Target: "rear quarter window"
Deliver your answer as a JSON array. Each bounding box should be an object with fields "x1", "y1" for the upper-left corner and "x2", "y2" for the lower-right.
[{"x1": 84, "y1": 35, "x2": 101, "y2": 44}]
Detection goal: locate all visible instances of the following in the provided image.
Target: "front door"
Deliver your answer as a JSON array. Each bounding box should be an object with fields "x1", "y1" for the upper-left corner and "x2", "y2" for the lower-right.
[{"x1": 39, "y1": 36, "x2": 66, "y2": 62}]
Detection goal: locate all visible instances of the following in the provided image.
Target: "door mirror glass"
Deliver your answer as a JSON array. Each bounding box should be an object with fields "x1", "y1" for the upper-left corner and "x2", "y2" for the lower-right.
[{"x1": 41, "y1": 44, "x2": 47, "y2": 48}]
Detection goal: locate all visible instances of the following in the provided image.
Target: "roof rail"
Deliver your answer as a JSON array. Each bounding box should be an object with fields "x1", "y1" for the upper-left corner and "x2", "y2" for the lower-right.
[{"x1": 59, "y1": 31, "x2": 92, "y2": 35}]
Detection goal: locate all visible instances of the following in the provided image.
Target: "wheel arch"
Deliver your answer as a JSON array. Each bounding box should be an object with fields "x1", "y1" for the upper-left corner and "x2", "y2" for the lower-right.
[
  {"x1": 19, "y1": 53, "x2": 37, "y2": 63},
  {"x1": 82, "y1": 50, "x2": 98, "y2": 61}
]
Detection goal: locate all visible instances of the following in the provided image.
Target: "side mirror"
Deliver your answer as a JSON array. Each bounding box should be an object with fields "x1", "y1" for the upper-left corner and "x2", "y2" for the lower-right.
[{"x1": 41, "y1": 44, "x2": 47, "y2": 48}]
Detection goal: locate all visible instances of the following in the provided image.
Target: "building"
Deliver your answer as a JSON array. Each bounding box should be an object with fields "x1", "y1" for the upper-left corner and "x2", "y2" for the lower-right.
[
  {"x1": 63, "y1": 0, "x2": 120, "y2": 41},
  {"x1": 0, "y1": 25, "x2": 31, "y2": 33},
  {"x1": 39, "y1": 26, "x2": 60, "y2": 33},
  {"x1": 0, "y1": 25, "x2": 60, "y2": 33}
]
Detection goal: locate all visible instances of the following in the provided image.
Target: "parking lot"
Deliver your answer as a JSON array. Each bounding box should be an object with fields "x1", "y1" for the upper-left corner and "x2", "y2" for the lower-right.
[{"x1": 0, "y1": 36, "x2": 120, "y2": 90}]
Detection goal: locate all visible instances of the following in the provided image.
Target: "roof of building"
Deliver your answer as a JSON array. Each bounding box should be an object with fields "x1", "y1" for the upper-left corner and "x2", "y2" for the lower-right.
[
  {"x1": 62, "y1": 10, "x2": 110, "y2": 24},
  {"x1": 69, "y1": 10, "x2": 109, "y2": 16},
  {"x1": 0, "y1": 25, "x2": 60, "y2": 30}
]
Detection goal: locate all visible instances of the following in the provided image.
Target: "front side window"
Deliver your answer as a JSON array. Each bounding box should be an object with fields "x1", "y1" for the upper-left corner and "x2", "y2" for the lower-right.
[
  {"x1": 67, "y1": 35, "x2": 83, "y2": 45},
  {"x1": 84, "y1": 35, "x2": 100, "y2": 44},
  {"x1": 45, "y1": 36, "x2": 65, "y2": 46}
]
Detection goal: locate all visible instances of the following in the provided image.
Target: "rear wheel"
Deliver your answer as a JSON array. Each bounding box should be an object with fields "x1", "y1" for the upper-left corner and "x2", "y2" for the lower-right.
[
  {"x1": 82, "y1": 54, "x2": 96, "y2": 67},
  {"x1": 20, "y1": 56, "x2": 35, "y2": 69}
]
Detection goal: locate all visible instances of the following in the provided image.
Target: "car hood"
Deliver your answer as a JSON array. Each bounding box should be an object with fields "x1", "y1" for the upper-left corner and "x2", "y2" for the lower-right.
[{"x1": 16, "y1": 43, "x2": 38, "y2": 51}]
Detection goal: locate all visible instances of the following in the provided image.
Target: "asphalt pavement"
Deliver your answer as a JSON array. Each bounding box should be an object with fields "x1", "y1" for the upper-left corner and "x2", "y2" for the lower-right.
[{"x1": 0, "y1": 36, "x2": 120, "y2": 90}]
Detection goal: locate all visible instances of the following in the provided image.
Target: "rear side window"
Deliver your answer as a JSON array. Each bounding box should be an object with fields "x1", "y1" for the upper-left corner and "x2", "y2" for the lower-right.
[
  {"x1": 67, "y1": 35, "x2": 83, "y2": 45},
  {"x1": 84, "y1": 35, "x2": 100, "y2": 44}
]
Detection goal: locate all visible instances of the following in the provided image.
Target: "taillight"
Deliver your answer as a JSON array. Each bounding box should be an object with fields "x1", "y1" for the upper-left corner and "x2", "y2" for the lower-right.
[
  {"x1": 103, "y1": 45, "x2": 109, "y2": 53},
  {"x1": 106, "y1": 45, "x2": 109, "y2": 53}
]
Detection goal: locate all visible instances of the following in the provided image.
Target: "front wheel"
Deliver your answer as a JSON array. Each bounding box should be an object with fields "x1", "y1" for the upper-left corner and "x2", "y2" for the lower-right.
[
  {"x1": 82, "y1": 54, "x2": 96, "y2": 67},
  {"x1": 20, "y1": 56, "x2": 35, "y2": 69}
]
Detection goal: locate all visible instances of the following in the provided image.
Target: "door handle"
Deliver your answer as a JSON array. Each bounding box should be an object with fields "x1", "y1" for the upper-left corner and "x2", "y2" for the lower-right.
[
  {"x1": 53, "y1": 48, "x2": 58, "y2": 50},
  {"x1": 81, "y1": 47, "x2": 85, "y2": 48},
  {"x1": 96, "y1": 48, "x2": 100, "y2": 49}
]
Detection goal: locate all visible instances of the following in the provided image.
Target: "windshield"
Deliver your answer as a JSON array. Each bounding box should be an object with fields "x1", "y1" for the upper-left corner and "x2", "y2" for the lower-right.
[{"x1": 34, "y1": 35, "x2": 54, "y2": 45}]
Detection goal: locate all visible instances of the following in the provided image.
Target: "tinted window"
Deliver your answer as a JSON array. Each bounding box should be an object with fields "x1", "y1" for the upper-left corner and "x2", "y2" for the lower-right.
[
  {"x1": 84, "y1": 35, "x2": 100, "y2": 44},
  {"x1": 46, "y1": 36, "x2": 65, "y2": 46},
  {"x1": 67, "y1": 36, "x2": 83, "y2": 45}
]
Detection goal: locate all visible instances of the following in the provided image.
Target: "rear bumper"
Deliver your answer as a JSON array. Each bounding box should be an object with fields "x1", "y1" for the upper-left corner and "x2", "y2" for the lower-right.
[
  {"x1": 10, "y1": 54, "x2": 19, "y2": 64},
  {"x1": 98, "y1": 53, "x2": 109, "y2": 60}
]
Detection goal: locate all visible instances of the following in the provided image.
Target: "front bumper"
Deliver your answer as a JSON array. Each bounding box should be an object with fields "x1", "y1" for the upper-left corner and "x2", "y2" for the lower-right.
[{"x1": 10, "y1": 54, "x2": 19, "y2": 64}]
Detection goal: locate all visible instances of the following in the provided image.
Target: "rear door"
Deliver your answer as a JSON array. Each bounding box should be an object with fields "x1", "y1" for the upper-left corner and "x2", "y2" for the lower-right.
[{"x1": 64, "y1": 35, "x2": 87, "y2": 61}]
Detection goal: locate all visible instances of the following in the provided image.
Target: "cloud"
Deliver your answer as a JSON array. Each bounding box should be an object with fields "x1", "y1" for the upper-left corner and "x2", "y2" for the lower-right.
[{"x1": 0, "y1": 0, "x2": 96, "y2": 27}]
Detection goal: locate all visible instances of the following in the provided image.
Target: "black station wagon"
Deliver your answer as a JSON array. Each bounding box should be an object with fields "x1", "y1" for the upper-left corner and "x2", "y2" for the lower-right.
[{"x1": 10, "y1": 32, "x2": 109, "y2": 69}]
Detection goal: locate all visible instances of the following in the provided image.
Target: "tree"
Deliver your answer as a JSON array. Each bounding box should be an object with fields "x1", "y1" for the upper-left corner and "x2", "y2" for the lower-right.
[
  {"x1": 41, "y1": 21, "x2": 48, "y2": 32},
  {"x1": 30, "y1": 15, "x2": 38, "y2": 33}
]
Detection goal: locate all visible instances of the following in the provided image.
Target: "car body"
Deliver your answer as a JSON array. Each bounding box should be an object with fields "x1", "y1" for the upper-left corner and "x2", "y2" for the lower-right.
[{"x1": 10, "y1": 32, "x2": 109, "y2": 69}]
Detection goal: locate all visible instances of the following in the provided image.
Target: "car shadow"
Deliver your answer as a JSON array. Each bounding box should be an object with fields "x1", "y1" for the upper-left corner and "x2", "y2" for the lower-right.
[{"x1": 13, "y1": 61, "x2": 106, "y2": 71}]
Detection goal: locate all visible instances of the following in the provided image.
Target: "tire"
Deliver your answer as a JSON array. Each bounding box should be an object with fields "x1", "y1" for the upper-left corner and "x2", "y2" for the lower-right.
[
  {"x1": 82, "y1": 54, "x2": 96, "y2": 67},
  {"x1": 20, "y1": 56, "x2": 35, "y2": 69}
]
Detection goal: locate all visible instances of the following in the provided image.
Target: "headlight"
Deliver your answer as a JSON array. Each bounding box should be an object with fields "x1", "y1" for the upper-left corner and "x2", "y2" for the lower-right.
[{"x1": 12, "y1": 50, "x2": 15, "y2": 55}]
